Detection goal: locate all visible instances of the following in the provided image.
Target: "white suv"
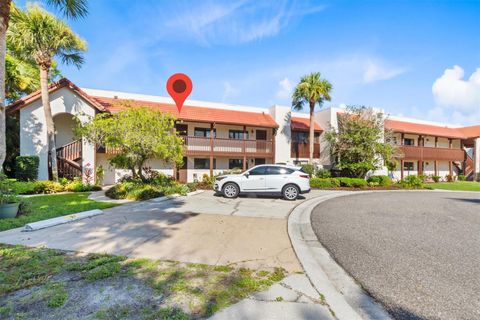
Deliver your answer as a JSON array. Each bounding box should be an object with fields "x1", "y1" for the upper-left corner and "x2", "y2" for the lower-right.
[{"x1": 213, "y1": 164, "x2": 310, "y2": 200}]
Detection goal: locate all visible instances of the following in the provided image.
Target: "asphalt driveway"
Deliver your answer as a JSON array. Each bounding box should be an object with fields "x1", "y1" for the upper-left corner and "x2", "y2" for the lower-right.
[{"x1": 311, "y1": 191, "x2": 480, "y2": 320}]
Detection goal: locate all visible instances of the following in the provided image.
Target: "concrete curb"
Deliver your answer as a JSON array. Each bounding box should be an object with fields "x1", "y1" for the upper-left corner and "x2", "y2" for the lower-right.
[
  {"x1": 24, "y1": 209, "x2": 103, "y2": 232},
  {"x1": 288, "y1": 191, "x2": 393, "y2": 320}
]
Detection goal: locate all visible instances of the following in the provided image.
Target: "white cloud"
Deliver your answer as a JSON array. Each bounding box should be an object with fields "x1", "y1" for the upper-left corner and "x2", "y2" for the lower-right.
[
  {"x1": 432, "y1": 65, "x2": 480, "y2": 113},
  {"x1": 222, "y1": 81, "x2": 239, "y2": 101},
  {"x1": 164, "y1": 0, "x2": 327, "y2": 45},
  {"x1": 363, "y1": 59, "x2": 406, "y2": 83},
  {"x1": 276, "y1": 77, "x2": 293, "y2": 99}
]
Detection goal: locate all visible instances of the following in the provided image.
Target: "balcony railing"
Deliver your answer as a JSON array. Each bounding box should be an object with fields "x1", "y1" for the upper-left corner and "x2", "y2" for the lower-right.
[
  {"x1": 398, "y1": 145, "x2": 465, "y2": 161},
  {"x1": 183, "y1": 136, "x2": 274, "y2": 157},
  {"x1": 291, "y1": 142, "x2": 320, "y2": 159}
]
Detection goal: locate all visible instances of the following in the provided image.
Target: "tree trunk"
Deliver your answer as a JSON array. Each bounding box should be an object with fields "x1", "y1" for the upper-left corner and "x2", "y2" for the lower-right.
[
  {"x1": 309, "y1": 101, "x2": 315, "y2": 164},
  {"x1": 40, "y1": 66, "x2": 58, "y2": 180},
  {"x1": 0, "y1": 0, "x2": 11, "y2": 170}
]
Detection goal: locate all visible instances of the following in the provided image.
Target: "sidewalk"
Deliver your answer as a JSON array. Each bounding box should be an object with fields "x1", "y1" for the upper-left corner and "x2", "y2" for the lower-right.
[{"x1": 210, "y1": 273, "x2": 335, "y2": 320}]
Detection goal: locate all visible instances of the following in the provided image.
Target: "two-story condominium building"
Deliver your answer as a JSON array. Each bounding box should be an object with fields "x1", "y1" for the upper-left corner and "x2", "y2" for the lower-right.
[{"x1": 7, "y1": 78, "x2": 480, "y2": 183}]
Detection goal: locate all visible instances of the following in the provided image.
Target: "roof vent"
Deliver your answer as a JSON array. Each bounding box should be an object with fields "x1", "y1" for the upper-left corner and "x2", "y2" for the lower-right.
[{"x1": 113, "y1": 95, "x2": 118, "y2": 99}]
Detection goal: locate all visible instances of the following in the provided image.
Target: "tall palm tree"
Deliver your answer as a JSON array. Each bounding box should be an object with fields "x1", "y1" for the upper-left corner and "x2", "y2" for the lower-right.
[
  {"x1": 292, "y1": 72, "x2": 332, "y2": 164},
  {"x1": 0, "y1": 0, "x2": 87, "y2": 171},
  {"x1": 7, "y1": 4, "x2": 86, "y2": 180}
]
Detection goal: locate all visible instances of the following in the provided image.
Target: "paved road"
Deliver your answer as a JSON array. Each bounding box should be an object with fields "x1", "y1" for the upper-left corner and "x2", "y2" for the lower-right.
[{"x1": 311, "y1": 191, "x2": 480, "y2": 320}]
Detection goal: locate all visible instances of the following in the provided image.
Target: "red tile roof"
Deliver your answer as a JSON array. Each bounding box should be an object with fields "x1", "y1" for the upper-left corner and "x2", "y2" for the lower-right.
[
  {"x1": 291, "y1": 117, "x2": 322, "y2": 131},
  {"x1": 91, "y1": 96, "x2": 278, "y2": 128},
  {"x1": 459, "y1": 125, "x2": 480, "y2": 138},
  {"x1": 6, "y1": 78, "x2": 106, "y2": 113},
  {"x1": 385, "y1": 119, "x2": 468, "y2": 139}
]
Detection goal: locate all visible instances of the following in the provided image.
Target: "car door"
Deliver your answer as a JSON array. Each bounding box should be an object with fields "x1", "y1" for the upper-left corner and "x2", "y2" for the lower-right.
[
  {"x1": 240, "y1": 166, "x2": 266, "y2": 191},
  {"x1": 265, "y1": 166, "x2": 294, "y2": 192}
]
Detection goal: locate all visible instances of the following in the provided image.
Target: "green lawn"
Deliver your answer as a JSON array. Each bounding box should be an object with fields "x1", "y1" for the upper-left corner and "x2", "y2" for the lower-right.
[
  {"x1": 0, "y1": 193, "x2": 117, "y2": 232},
  {"x1": 0, "y1": 245, "x2": 286, "y2": 319},
  {"x1": 428, "y1": 181, "x2": 480, "y2": 192}
]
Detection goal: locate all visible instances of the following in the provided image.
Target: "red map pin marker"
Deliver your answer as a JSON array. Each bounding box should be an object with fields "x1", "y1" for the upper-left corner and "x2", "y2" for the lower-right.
[{"x1": 166, "y1": 73, "x2": 192, "y2": 112}]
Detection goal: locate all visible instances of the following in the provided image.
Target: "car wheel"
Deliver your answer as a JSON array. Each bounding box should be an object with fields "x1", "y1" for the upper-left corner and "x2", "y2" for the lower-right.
[
  {"x1": 282, "y1": 184, "x2": 299, "y2": 201},
  {"x1": 222, "y1": 183, "x2": 239, "y2": 199}
]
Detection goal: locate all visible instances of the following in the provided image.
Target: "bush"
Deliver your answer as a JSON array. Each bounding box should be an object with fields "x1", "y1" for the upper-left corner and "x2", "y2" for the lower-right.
[
  {"x1": 33, "y1": 181, "x2": 64, "y2": 194},
  {"x1": 105, "y1": 178, "x2": 192, "y2": 201},
  {"x1": 315, "y1": 169, "x2": 331, "y2": 179},
  {"x1": 337, "y1": 177, "x2": 367, "y2": 188},
  {"x1": 11, "y1": 180, "x2": 37, "y2": 194},
  {"x1": 310, "y1": 178, "x2": 340, "y2": 189},
  {"x1": 64, "y1": 177, "x2": 102, "y2": 192},
  {"x1": 457, "y1": 175, "x2": 466, "y2": 181},
  {"x1": 432, "y1": 175, "x2": 440, "y2": 183},
  {"x1": 367, "y1": 175, "x2": 391, "y2": 187},
  {"x1": 14, "y1": 156, "x2": 39, "y2": 181},
  {"x1": 445, "y1": 174, "x2": 455, "y2": 182},
  {"x1": 401, "y1": 175, "x2": 424, "y2": 189},
  {"x1": 301, "y1": 164, "x2": 315, "y2": 178}
]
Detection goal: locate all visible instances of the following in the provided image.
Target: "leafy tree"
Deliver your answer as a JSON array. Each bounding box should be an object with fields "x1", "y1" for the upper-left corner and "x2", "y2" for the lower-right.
[
  {"x1": 325, "y1": 106, "x2": 396, "y2": 178},
  {"x1": 292, "y1": 72, "x2": 332, "y2": 163},
  {"x1": 7, "y1": 4, "x2": 87, "y2": 180},
  {"x1": 78, "y1": 107, "x2": 184, "y2": 180},
  {"x1": 0, "y1": 0, "x2": 87, "y2": 171}
]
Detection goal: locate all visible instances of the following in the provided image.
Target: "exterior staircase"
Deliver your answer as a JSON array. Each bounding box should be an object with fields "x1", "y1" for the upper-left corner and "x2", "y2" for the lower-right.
[
  {"x1": 465, "y1": 153, "x2": 474, "y2": 181},
  {"x1": 52, "y1": 139, "x2": 82, "y2": 179}
]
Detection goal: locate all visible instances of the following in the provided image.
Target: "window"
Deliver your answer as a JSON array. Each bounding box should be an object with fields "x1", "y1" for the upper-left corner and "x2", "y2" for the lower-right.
[
  {"x1": 266, "y1": 166, "x2": 294, "y2": 175},
  {"x1": 229, "y1": 159, "x2": 243, "y2": 169},
  {"x1": 248, "y1": 166, "x2": 266, "y2": 175},
  {"x1": 254, "y1": 158, "x2": 266, "y2": 165},
  {"x1": 403, "y1": 138, "x2": 414, "y2": 146},
  {"x1": 194, "y1": 127, "x2": 216, "y2": 138},
  {"x1": 194, "y1": 158, "x2": 216, "y2": 169},
  {"x1": 404, "y1": 161, "x2": 414, "y2": 171},
  {"x1": 229, "y1": 130, "x2": 248, "y2": 140}
]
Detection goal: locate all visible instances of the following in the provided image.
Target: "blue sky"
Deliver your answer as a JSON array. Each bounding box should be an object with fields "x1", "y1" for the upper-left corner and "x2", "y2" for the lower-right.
[{"x1": 17, "y1": 0, "x2": 480, "y2": 125}]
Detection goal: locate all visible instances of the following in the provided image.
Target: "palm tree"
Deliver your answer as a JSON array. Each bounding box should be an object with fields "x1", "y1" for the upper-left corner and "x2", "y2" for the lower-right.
[
  {"x1": 292, "y1": 72, "x2": 332, "y2": 164},
  {"x1": 7, "y1": 4, "x2": 87, "y2": 180},
  {"x1": 0, "y1": 0, "x2": 87, "y2": 171}
]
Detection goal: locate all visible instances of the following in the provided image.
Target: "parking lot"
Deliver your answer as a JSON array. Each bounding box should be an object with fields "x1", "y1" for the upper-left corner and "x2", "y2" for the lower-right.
[{"x1": 0, "y1": 190, "x2": 331, "y2": 271}]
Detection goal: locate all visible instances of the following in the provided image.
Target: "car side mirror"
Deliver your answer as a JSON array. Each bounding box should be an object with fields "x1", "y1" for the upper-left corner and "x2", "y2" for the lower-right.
[{"x1": 244, "y1": 172, "x2": 250, "y2": 178}]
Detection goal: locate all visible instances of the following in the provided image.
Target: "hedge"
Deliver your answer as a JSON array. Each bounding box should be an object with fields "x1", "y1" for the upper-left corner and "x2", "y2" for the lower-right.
[
  {"x1": 310, "y1": 177, "x2": 367, "y2": 188},
  {"x1": 367, "y1": 175, "x2": 391, "y2": 187},
  {"x1": 14, "y1": 156, "x2": 39, "y2": 181}
]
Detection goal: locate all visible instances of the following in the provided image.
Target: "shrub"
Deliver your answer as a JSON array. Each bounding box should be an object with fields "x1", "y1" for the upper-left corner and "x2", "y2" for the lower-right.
[
  {"x1": 14, "y1": 156, "x2": 39, "y2": 181},
  {"x1": 367, "y1": 175, "x2": 391, "y2": 187},
  {"x1": 445, "y1": 174, "x2": 455, "y2": 182},
  {"x1": 301, "y1": 164, "x2": 315, "y2": 178},
  {"x1": 105, "y1": 178, "x2": 192, "y2": 201},
  {"x1": 0, "y1": 173, "x2": 20, "y2": 204},
  {"x1": 129, "y1": 185, "x2": 164, "y2": 201},
  {"x1": 401, "y1": 175, "x2": 424, "y2": 189},
  {"x1": 432, "y1": 175, "x2": 440, "y2": 183},
  {"x1": 457, "y1": 175, "x2": 466, "y2": 181},
  {"x1": 33, "y1": 181, "x2": 64, "y2": 194},
  {"x1": 310, "y1": 178, "x2": 340, "y2": 189},
  {"x1": 11, "y1": 180, "x2": 37, "y2": 194},
  {"x1": 315, "y1": 169, "x2": 331, "y2": 179},
  {"x1": 64, "y1": 177, "x2": 101, "y2": 192},
  {"x1": 337, "y1": 177, "x2": 367, "y2": 188},
  {"x1": 418, "y1": 174, "x2": 427, "y2": 182}
]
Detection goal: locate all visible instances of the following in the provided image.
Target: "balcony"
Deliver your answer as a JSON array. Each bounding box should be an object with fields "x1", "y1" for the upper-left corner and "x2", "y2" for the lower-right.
[
  {"x1": 398, "y1": 145, "x2": 465, "y2": 161},
  {"x1": 183, "y1": 136, "x2": 274, "y2": 157},
  {"x1": 291, "y1": 142, "x2": 320, "y2": 159}
]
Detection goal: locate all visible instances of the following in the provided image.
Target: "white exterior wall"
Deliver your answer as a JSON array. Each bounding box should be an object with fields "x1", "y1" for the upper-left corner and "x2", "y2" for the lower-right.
[
  {"x1": 474, "y1": 138, "x2": 480, "y2": 180},
  {"x1": 269, "y1": 105, "x2": 292, "y2": 164},
  {"x1": 19, "y1": 87, "x2": 96, "y2": 181}
]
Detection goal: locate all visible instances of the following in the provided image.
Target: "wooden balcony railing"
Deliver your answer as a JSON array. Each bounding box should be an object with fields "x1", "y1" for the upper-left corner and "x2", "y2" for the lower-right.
[
  {"x1": 183, "y1": 136, "x2": 274, "y2": 157},
  {"x1": 398, "y1": 145, "x2": 465, "y2": 161},
  {"x1": 56, "y1": 139, "x2": 82, "y2": 161},
  {"x1": 291, "y1": 142, "x2": 320, "y2": 159}
]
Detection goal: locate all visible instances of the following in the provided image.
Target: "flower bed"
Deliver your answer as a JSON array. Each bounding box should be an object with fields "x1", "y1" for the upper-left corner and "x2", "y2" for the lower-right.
[{"x1": 11, "y1": 177, "x2": 101, "y2": 195}]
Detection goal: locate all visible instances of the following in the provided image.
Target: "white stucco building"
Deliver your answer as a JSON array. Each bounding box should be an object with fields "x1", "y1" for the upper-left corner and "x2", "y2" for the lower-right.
[{"x1": 7, "y1": 78, "x2": 480, "y2": 184}]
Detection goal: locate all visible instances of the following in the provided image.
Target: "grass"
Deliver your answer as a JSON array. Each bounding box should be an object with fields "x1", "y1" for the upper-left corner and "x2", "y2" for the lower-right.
[
  {"x1": 0, "y1": 193, "x2": 117, "y2": 232},
  {"x1": 427, "y1": 181, "x2": 480, "y2": 192},
  {"x1": 0, "y1": 244, "x2": 287, "y2": 319}
]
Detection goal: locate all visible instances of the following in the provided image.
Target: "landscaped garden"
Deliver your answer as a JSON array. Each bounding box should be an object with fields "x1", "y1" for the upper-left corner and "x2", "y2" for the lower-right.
[{"x1": 0, "y1": 244, "x2": 286, "y2": 319}]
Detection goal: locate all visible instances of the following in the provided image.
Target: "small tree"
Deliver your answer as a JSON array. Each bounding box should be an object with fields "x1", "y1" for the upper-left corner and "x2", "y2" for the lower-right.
[
  {"x1": 78, "y1": 107, "x2": 184, "y2": 180},
  {"x1": 325, "y1": 106, "x2": 396, "y2": 178}
]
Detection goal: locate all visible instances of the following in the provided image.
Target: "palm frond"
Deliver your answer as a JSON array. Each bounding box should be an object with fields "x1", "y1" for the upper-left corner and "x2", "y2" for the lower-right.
[{"x1": 46, "y1": 0, "x2": 88, "y2": 19}]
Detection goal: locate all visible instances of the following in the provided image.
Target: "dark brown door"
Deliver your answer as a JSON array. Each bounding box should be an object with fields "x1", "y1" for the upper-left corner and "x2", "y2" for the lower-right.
[
  {"x1": 175, "y1": 124, "x2": 188, "y2": 136},
  {"x1": 256, "y1": 130, "x2": 267, "y2": 154},
  {"x1": 255, "y1": 158, "x2": 266, "y2": 166},
  {"x1": 177, "y1": 156, "x2": 188, "y2": 183}
]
